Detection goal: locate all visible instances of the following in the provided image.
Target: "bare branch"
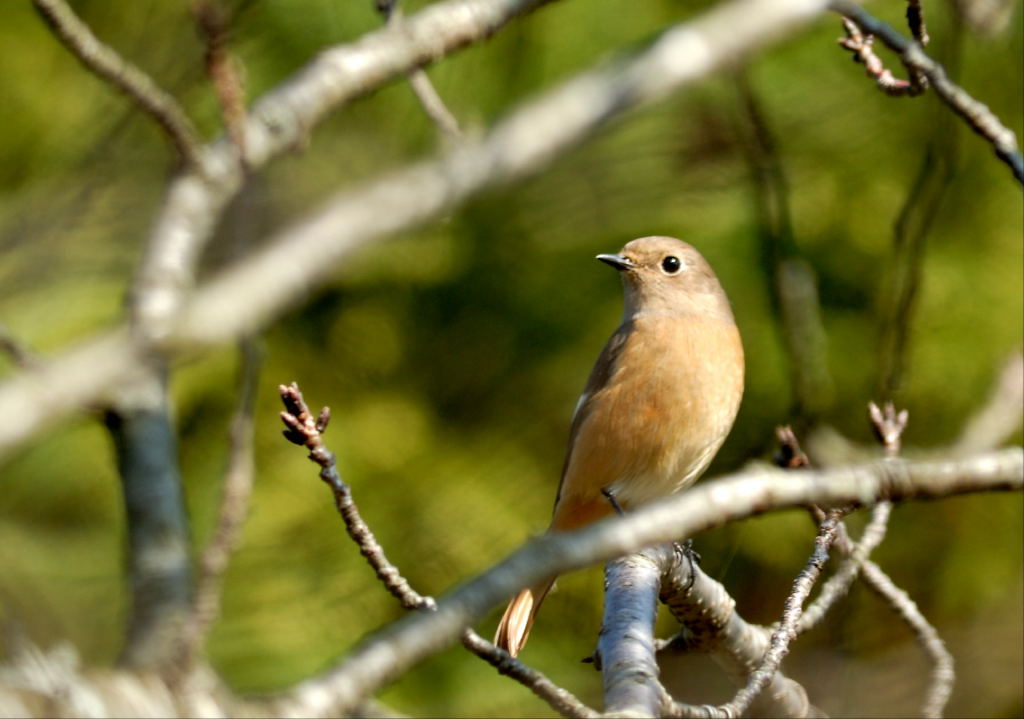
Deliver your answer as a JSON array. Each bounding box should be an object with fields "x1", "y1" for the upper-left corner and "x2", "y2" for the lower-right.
[
  {"x1": 278, "y1": 382, "x2": 433, "y2": 611},
  {"x1": 859, "y1": 561, "x2": 954, "y2": 717},
  {"x1": 460, "y1": 630, "x2": 600, "y2": 718},
  {"x1": 171, "y1": 0, "x2": 836, "y2": 349},
  {"x1": 797, "y1": 407, "x2": 952, "y2": 718},
  {"x1": 375, "y1": 0, "x2": 464, "y2": 143},
  {"x1": 130, "y1": 0, "x2": 553, "y2": 340},
  {"x1": 798, "y1": 502, "x2": 891, "y2": 634},
  {"x1": 719, "y1": 514, "x2": 841, "y2": 716},
  {"x1": 278, "y1": 382, "x2": 597, "y2": 717},
  {"x1": 30, "y1": 0, "x2": 203, "y2": 167},
  {"x1": 832, "y1": 0, "x2": 1024, "y2": 184},
  {"x1": 905, "y1": 0, "x2": 929, "y2": 46},
  {"x1": 0, "y1": 0, "x2": 837, "y2": 460},
  {"x1": 658, "y1": 544, "x2": 814, "y2": 718},
  {"x1": 799, "y1": 511, "x2": 953, "y2": 718},
  {"x1": 601, "y1": 551, "x2": 665, "y2": 716},
  {"x1": 193, "y1": 0, "x2": 249, "y2": 166},
  {"x1": 269, "y1": 448, "x2": 1022, "y2": 717},
  {"x1": 837, "y1": 17, "x2": 925, "y2": 97}
]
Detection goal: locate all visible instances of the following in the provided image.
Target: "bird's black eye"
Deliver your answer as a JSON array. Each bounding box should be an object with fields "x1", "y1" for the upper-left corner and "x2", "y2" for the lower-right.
[{"x1": 661, "y1": 255, "x2": 682, "y2": 275}]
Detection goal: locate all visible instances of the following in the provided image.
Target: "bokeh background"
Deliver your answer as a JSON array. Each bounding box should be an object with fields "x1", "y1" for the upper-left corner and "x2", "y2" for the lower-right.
[{"x1": 0, "y1": 0, "x2": 1021, "y2": 716}]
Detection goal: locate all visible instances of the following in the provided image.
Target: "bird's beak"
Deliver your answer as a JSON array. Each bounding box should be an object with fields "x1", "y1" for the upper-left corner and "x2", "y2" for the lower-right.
[{"x1": 596, "y1": 253, "x2": 635, "y2": 271}]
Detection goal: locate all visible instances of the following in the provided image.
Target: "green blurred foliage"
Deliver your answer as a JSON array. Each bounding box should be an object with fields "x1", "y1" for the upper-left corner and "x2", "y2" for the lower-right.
[{"x1": 0, "y1": 0, "x2": 1021, "y2": 716}]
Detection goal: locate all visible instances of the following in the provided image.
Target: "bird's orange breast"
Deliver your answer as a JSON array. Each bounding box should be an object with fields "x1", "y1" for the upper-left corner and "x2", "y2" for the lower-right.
[{"x1": 551, "y1": 314, "x2": 743, "y2": 531}]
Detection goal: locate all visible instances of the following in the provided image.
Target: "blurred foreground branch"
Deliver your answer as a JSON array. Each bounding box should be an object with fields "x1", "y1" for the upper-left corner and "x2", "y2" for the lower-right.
[
  {"x1": 131, "y1": 0, "x2": 552, "y2": 340},
  {"x1": 0, "y1": 0, "x2": 832, "y2": 459}
]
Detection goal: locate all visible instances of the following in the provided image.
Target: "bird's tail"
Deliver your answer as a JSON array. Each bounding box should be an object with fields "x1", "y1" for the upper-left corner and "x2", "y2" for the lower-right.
[{"x1": 494, "y1": 577, "x2": 556, "y2": 657}]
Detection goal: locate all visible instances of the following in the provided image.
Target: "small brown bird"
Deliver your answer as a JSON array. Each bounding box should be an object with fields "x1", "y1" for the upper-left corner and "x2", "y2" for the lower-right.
[{"x1": 495, "y1": 236, "x2": 744, "y2": 657}]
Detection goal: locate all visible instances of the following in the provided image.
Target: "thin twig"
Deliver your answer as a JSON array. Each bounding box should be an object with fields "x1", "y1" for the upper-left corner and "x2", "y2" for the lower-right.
[
  {"x1": 31, "y1": 0, "x2": 203, "y2": 167},
  {"x1": 869, "y1": 401, "x2": 910, "y2": 458},
  {"x1": 193, "y1": 0, "x2": 249, "y2": 167},
  {"x1": 905, "y1": 0, "x2": 929, "y2": 46},
  {"x1": 460, "y1": 630, "x2": 600, "y2": 718},
  {"x1": 860, "y1": 561, "x2": 954, "y2": 718},
  {"x1": 837, "y1": 17, "x2": 925, "y2": 96},
  {"x1": 277, "y1": 381, "x2": 597, "y2": 718},
  {"x1": 719, "y1": 513, "x2": 842, "y2": 716},
  {"x1": 832, "y1": 0, "x2": 1024, "y2": 184},
  {"x1": 798, "y1": 502, "x2": 891, "y2": 633},
  {"x1": 174, "y1": 338, "x2": 262, "y2": 678},
  {"x1": 279, "y1": 382, "x2": 432, "y2": 611},
  {"x1": 808, "y1": 507, "x2": 956, "y2": 718},
  {"x1": 375, "y1": 0, "x2": 464, "y2": 143},
  {"x1": 867, "y1": 402, "x2": 953, "y2": 718},
  {"x1": 799, "y1": 405, "x2": 953, "y2": 718}
]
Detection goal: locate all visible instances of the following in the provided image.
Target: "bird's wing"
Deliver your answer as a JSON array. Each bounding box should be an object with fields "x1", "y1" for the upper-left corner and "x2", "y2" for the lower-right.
[{"x1": 552, "y1": 321, "x2": 632, "y2": 511}]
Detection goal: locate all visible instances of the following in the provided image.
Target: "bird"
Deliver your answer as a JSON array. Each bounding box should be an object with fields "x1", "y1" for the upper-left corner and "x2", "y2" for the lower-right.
[{"x1": 494, "y1": 235, "x2": 745, "y2": 657}]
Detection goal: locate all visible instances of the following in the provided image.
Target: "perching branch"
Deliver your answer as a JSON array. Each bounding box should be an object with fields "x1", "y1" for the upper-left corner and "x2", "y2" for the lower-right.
[
  {"x1": 30, "y1": 0, "x2": 203, "y2": 167},
  {"x1": 270, "y1": 448, "x2": 1022, "y2": 717},
  {"x1": 600, "y1": 550, "x2": 666, "y2": 717}
]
